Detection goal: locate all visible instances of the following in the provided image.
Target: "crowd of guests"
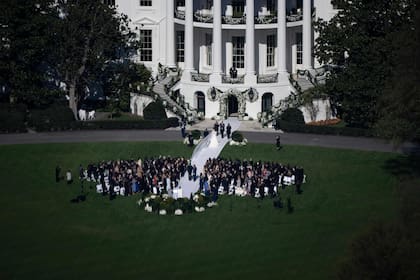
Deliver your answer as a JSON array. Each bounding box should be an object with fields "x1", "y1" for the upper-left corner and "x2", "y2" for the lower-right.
[
  {"x1": 201, "y1": 158, "x2": 305, "y2": 198},
  {"x1": 79, "y1": 156, "x2": 198, "y2": 198},
  {"x1": 69, "y1": 155, "x2": 303, "y2": 200}
]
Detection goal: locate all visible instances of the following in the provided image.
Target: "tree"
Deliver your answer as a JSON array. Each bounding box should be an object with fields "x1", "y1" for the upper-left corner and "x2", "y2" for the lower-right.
[
  {"x1": 103, "y1": 60, "x2": 151, "y2": 114},
  {"x1": 0, "y1": 0, "x2": 60, "y2": 107},
  {"x1": 315, "y1": 0, "x2": 415, "y2": 128},
  {"x1": 337, "y1": 223, "x2": 411, "y2": 280},
  {"x1": 55, "y1": 0, "x2": 138, "y2": 118},
  {"x1": 376, "y1": 2, "x2": 420, "y2": 143}
]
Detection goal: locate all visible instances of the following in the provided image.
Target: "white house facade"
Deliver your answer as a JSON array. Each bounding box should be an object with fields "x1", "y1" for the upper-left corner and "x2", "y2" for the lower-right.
[{"x1": 113, "y1": 0, "x2": 339, "y2": 121}]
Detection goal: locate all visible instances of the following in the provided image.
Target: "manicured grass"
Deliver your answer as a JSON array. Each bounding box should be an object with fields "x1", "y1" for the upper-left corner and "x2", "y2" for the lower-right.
[{"x1": 0, "y1": 142, "x2": 399, "y2": 280}]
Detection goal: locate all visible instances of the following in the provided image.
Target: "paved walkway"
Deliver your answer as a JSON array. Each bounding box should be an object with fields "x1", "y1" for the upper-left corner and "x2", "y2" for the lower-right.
[{"x1": 0, "y1": 125, "x2": 417, "y2": 154}]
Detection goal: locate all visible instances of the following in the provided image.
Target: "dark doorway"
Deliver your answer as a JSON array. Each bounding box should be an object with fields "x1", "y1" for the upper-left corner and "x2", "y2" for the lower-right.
[
  {"x1": 195, "y1": 91, "x2": 205, "y2": 115},
  {"x1": 228, "y1": 95, "x2": 239, "y2": 116},
  {"x1": 262, "y1": 92, "x2": 273, "y2": 112}
]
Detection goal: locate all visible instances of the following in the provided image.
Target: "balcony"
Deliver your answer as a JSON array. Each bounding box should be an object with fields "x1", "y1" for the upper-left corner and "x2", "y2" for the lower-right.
[
  {"x1": 257, "y1": 73, "x2": 279, "y2": 83},
  {"x1": 194, "y1": 9, "x2": 213, "y2": 23},
  {"x1": 222, "y1": 74, "x2": 245, "y2": 84},
  {"x1": 191, "y1": 73, "x2": 210, "y2": 82},
  {"x1": 174, "y1": 6, "x2": 305, "y2": 25},
  {"x1": 286, "y1": 9, "x2": 303, "y2": 22}
]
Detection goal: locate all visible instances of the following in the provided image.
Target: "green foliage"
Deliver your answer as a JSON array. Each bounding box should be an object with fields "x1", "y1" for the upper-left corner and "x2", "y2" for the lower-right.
[
  {"x1": 231, "y1": 131, "x2": 244, "y2": 142},
  {"x1": 376, "y1": 5, "x2": 420, "y2": 143},
  {"x1": 191, "y1": 129, "x2": 202, "y2": 140},
  {"x1": 143, "y1": 101, "x2": 167, "y2": 120},
  {"x1": 78, "y1": 119, "x2": 175, "y2": 130},
  {"x1": 337, "y1": 223, "x2": 413, "y2": 280},
  {"x1": 0, "y1": 0, "x2": 61, "y2": 106},
  {"x1": 279, "y1": 108, "x2": 305, "y2": 124},
  {"x1": 0, "y1": 104, "x2": 27, "y2": 133},
  {"x1": 104, "y1": 62, "x2": 151, "y2": 112},
  {"x1": 275, "y1": 120, "x2": 375, "y2": 137},
  {"x1": 167, "y1": 117, "x2": 180, "y2": 128},
  {"x1": 314, "y1": 0, "x2": 416, "y2": 128},
  {"x1": 28, "y1": 104, "x2": 75, "y2": 131}
]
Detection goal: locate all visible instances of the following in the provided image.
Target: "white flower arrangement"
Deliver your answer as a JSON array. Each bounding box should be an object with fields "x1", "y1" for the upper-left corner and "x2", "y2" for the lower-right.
[
  {"x1": 174, "y1": 209, "x2": 183, "y2": 216},
  {"x1": 137, "y1": 199, "x2": 143, "y2": 206},
  {"x1": 144, "y1": 204, "x2": 153, "y2": 212},
  {"x1": 162, "y1": 193, "x2": 169, "y2": 199},
  {"x1": 234, "y1": 187, "x2": 247, "y2": 197},
  {"x1": 150, "y1": 195, "x2": 156, "y2": 199},
  {"x1": 159, "y1": 209, "x2": 167, "y2": 215},
  {"x1": 229, "y1": 138, "x2": 248, "y2": 146},
  {"x1": 144, "y1": 197, "x2": 150, "y2": 203},
  {"x1": 193, "y1": 194, "x2": 200, "y2": 202},
  {"x1": 207, "y1": 201, "x2": 218, "y2": 208}
]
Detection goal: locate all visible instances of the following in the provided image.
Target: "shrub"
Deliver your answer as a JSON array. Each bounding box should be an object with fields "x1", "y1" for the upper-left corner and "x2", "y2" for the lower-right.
[
  {"x1": 191, "y1": 129, "x2": 201, "y2": 140},
  {"x1": 0, "y1": 104, "x2": 27, "y2": 133},
  {"x1": 279, "y1": 108, "x2": 305, "y2": 124},
  {"x1": 143, "y1": 101, "x2": 167, "y2": 120},
  {"x1": 167, "y1": 117, "x2": 180, "y2": 128},
  {"x1": 78, "y1": 119, "x2": 175, "y2": 130},
  {"x1": 232, "y1": 131, "x2": 244, "y2": 142},
  {"x1": 28, "y1": 104, "x2": 75, "y2": 132}
]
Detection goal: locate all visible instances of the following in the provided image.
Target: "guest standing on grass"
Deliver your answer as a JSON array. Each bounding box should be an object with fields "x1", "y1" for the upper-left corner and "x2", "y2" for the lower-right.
[
  {"x1": 276, "y1": 135, "x2": 281, "y2": 150},
  {"x1": 55, "y1": 165, "x2": 61, "y2": 182},
  {"x1": 66, "y1": 170, "x2": 72, "y2": 184}
]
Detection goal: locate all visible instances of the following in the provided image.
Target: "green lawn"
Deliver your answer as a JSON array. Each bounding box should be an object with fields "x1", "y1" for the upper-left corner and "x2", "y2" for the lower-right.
[{"x1": 0, "y1": 142, "x2": 399, "y2": 280}]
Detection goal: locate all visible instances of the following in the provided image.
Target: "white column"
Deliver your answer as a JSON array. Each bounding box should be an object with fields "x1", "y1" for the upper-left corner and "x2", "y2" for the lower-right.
[
  {"x1": 166, "y1": 0, "x2": 176, "y2": 68},
  {"x1": 184, "y1": 0, "x2": 194, "y2": 72},
  {"x1": 245, "y1": 0, "x2": 256, "y2": 83},
  {"x1": 210, "y1": 0, "x2": 222, "y2": 83},
  {"x1": 303, "y1": 0, "x2": 312, "y2": 69},
  {"x1": 277, "y1": 0, "x2": 287, "y2": 73}
]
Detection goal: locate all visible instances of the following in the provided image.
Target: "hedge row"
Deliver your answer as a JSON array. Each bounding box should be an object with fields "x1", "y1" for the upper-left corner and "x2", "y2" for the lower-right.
[
  {"x1": 78, "y1": 118, "x2": 179, "y2": 130},
  {"x1": 275, "y1": 120, "x2": 376, "y2": 137},
  {"x1": 0, "y1": 104, "x2": 27, "y2": 133}
]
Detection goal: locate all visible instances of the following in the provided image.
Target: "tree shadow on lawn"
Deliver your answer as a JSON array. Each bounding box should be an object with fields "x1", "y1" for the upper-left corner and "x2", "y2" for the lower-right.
[{"x1": 382, "y1": 154, "x2": 420, "y2": 178}]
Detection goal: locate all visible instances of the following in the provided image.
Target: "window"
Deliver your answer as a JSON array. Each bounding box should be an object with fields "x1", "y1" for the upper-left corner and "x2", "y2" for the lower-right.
[
  {"x1": 266, "y1": 34, "x2": 276, "y2": 67},
  {"x1": 296, "y1": 32, "x2": 302, "y2": 65},
  {"x1": 262, "y1": 92, "x2": 273, "y2": 112},
  {"x1": 205, "y1": 0, "x2": 213, "y2": 9},
  {"x1": 103, "y1": 0, "x2": 115, "y2": 6},
  {"x1": 176, "y1": 0, "x2": 185, "y2": 7},
  {"x1": 140, "y1": 0, "x2": 152, "y2": 6},
  {"x1": 140, "y1": 30, "x2": 152, "y2": 61},
  {"x1": 232, "y1": 0, "x2": 245, "y2": 17},
  {"x1": 206, "y1": 33, "x2": 212, "y2": 66},
  {"x1": 266, "y1": 0, "x2": 275, "y2": 12},
  {"x1": 232, "y1": 36, "x2": 245, "y2": 68},
  {"x1": 176, "y1": 31, "x2": 184, "y2": 62}
]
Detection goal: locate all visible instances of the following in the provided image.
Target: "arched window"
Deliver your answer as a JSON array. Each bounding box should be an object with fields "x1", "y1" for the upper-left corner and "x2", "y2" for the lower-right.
[
  {"x1": 262, "y1": 92, "x2": 273, "y2": 112},
  {"x1": 195, "y1": 91, "x2": 205, "y2": 114}
]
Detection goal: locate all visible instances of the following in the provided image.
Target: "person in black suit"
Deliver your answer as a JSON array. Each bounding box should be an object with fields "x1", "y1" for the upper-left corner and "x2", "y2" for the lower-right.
[
  {"x1": 220, "y1": 121, "x2": 225, "y2": 138},
  {"x1": 276, "y1": 135, "x2": 281, "y2": 150},
  {"x1": 226, "y1": 123, "x2": 232, "y2": 138},
  {"x1": 55, "y1": 165, "x2": 61, "y2": 182}
]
